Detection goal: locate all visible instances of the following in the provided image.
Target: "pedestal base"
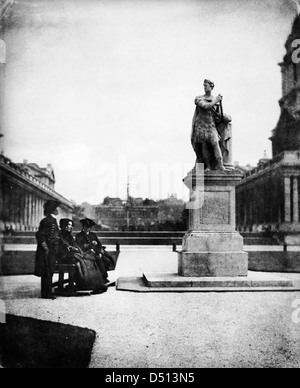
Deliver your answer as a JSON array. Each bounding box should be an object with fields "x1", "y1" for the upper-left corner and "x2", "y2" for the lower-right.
[
  {"x1": 178, "y1": 251, "x2": 248, "y2": 277},
  {"x1": 116, "y1": 272, "x2": 298, "y2": 293},
  {"x1": 143, "y1": 272, "x2": 294, "y2": 289},
  {"x1": 179, "y1": 230, "x2": 248, "y2": 277}
]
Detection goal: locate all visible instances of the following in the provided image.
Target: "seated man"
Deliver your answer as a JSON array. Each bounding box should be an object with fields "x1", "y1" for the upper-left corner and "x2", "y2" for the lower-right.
[
  {"x1": 75, "y1": 218, "x2": 113, "y2": 284},
  {"x1": 59, "y1": 218, "x2": 107, "y2": 293}
]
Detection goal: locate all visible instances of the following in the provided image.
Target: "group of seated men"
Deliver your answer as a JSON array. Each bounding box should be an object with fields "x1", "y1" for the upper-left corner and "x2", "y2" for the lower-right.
[{"x1": 35, "y1": 199, "x2": 114, "y2": 299}]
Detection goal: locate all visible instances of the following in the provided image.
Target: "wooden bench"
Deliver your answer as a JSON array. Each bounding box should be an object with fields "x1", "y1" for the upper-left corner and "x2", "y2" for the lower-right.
[
  {"x1": 52, "y1": 263, "x2": 78, "y2": 296},
  {"x1": 52, "y1": 248, "x2": 120, "y2": 296}
]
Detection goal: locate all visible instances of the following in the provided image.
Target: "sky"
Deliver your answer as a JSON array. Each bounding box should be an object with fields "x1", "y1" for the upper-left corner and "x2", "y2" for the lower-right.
[{"x1": 0, "y1": 0, "x2": 298, "y2": 204}]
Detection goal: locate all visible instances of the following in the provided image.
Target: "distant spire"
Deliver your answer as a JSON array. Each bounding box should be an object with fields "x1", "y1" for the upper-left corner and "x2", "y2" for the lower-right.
[{"x1": 127, "y1": 176, "x2": 130, "y2": 202}]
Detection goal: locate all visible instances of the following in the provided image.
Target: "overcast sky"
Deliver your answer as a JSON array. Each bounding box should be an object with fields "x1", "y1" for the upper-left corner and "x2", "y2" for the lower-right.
[{"x1": 1, "y1": 0, "x2": 298, "y2": 204}]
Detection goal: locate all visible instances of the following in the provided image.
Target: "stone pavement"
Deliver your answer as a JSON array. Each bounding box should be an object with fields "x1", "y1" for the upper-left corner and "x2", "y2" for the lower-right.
[{"x1": 1, "y1": 247, "x2": 300, "y2": 368}]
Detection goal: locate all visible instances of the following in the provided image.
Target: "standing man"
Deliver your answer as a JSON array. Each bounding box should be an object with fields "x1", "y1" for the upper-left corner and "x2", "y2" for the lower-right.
[{"x1": 35, "y1": 200, "x2": 61, "y2": 299}]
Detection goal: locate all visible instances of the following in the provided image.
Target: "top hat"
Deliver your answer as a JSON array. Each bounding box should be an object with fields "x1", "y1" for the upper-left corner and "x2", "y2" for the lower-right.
[
  {"x1": 80, "y1": 218, "x2": 96, "y2": 228},
  {"x1": 43, "y1": 200, "x2": 61, "y2": 215}
]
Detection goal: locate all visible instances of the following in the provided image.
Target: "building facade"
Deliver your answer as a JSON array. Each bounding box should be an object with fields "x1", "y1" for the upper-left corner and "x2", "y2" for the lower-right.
[
  {"x1": 236, "y1": 15, "x2": 300, "y2": 244},
  {"x1": 0, "y1": 154, "x2": 74, "y2": 232}
]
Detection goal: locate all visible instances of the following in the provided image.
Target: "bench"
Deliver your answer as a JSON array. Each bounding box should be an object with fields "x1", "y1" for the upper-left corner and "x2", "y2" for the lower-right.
[
  {"x1": 52, "y1": 263, "x2": 78, "y2": 296},
  {"x1": 52, "y1": 248, "x2": 120, "y2": 296}
]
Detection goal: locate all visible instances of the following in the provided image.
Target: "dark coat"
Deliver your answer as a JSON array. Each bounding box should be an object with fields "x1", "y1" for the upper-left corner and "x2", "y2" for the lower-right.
[
  {"x1": 58, "y1": 231, "x2": 82, "y2": 264},
  {"x1": 75, "y1": 231, "x2": 103, "y2": 255},
  {"x1": 75, "y1": 231, "x2": 114, "y2": 271},
  {"x1": 34, "y1": 215, "x2": 60, "y2": 277},
  {"x1": 58, "y1": 231, "x2": 106, "y2": 291}
]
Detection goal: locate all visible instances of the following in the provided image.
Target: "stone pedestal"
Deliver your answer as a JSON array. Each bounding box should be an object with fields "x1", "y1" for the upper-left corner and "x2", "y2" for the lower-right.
[
  {"x1": 178, "y1": 169, "x2": 248, "y2": 277},
  {"x1": 116, "y1": 168, "x2": 296, "y2": 293}
]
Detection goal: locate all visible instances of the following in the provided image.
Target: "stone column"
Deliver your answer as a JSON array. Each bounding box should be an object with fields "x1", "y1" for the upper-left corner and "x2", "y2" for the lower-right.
[
  {"x1": 34, "y1": 195, "x2": 39, "y2": 229},
  {"x1": 38, "y1": 197, "x2": 41, "y2": 226},
  {"x1": 24, "y1": 192, "x2": 29, "y2": 230},
  {"x1": 28, "y1": 193, "x2": 32, "y2": 230},
  {"x1": 15, "y1": 188, "x2": 21, "y2": 230},
  {"x1": 22, "y1": 190, "x2": 27, "y2": 231},
  {"x1": 38, "y1": 197, "x2": 42, "y2": 226},
  {"x1": 284, "y1": 177, "x2": 291, "y2": 223},
  {"x1": 40, "y1": 198, "x2": 44, "y2": 220},
  {"x1": 30, "y1": 193, "x2": 34, "y2": 229},
  {"x1": 32, "y1": 194, "x2": 36, "y2": 230},
  {"x1": 293, "y1": 177, "x2": 299, "y2": 223},
  {"x1": 37, "y1": 197, "x2": 40, "y2": 225},
  {"x1": 249, "y1": 197, "x2": 254, "y2": 231},
  {"x1": 10, "y1": 186, "x2": 15, "y2": 225},
  {"x1": 31, "y1": 194, "x2": 35, "y2": 229},
  {"x1": 243, "y1": 201, "x2": 247, "y2": 230}
]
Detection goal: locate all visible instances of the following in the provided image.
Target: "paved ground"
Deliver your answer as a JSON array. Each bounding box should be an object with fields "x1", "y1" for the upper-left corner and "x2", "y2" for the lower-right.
[{"x1": 1, "y1": 247, "x2": 300, "y2": 368}]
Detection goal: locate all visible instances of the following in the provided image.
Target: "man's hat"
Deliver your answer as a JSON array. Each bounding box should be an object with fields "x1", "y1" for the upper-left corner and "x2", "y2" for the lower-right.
[
  {"x1": 43, "y1": 200, "x2": 61, "y2": 215},
  {"x1": 59, "y1": 218, "x2": 74, "y2": 229},
  {"x1": 80, "y1": 218, "x2": 96, "y2": 228}
]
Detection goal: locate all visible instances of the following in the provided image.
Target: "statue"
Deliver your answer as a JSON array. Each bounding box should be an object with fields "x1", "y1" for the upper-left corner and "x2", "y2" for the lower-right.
[{"x1": 191, "y1": 79, "x2": 232, "y2": 171}]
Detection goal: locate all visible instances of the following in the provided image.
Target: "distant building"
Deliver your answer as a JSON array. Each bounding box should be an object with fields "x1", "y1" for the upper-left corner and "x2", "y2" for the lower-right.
[
  {"x1": 236, "y1": 15, "x2": 300, "y2": 244},
  {"x1": 95, "y1": 196, "x2": 159, "y2": 231},
  {"x1": 234, "y1": 161, "x2": 255, "y2": 175}
]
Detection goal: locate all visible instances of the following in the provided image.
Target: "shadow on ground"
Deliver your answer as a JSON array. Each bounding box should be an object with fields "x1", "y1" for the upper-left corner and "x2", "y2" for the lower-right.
[{"x1": 0, "y1": 315, "x2": 96, "y2": 368}]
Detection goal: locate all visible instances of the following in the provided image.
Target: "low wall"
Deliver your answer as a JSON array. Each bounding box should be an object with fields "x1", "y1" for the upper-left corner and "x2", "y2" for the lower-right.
[
  {"x1": 248, "y1": 251, "x2": 300, "y2": 273},
  {"x1": 0, "y1": 250, "x2": 119, "y2": 276},
  {"x1": 2, "y1": 249, "x2": 300, "y2": 276},
  {"x1": 1, "y1": 251, "x2": 36, "y2": 275}
]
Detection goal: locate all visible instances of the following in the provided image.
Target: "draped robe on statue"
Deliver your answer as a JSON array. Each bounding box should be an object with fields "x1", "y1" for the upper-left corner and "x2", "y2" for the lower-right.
[{"x1": 191, "y1": 96, "x2": 231, "y2": 170}]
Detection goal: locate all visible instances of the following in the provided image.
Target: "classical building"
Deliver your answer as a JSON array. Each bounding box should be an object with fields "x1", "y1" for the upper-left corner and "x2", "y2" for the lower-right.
[
  {"x1": 0, "y1": 154, "x2": 74, "y2": 232},
  {"x1": 236, "y1": 15, "x2": 300, "y2": 244}
]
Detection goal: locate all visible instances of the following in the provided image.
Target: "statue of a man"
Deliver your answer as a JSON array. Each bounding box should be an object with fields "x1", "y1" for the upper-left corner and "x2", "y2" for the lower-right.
[{"x1": 191, "y1": 79, "x2": 231, "y2": 171}]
